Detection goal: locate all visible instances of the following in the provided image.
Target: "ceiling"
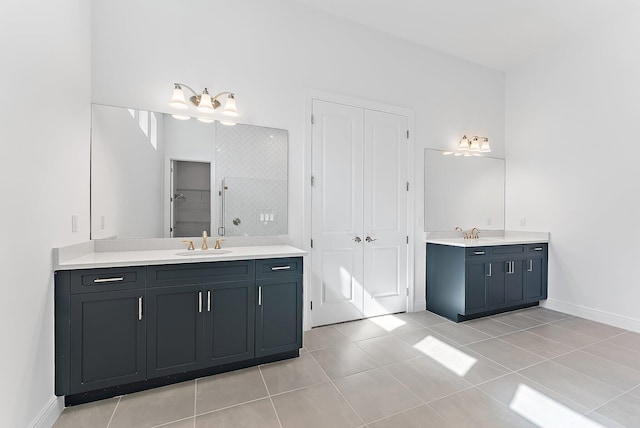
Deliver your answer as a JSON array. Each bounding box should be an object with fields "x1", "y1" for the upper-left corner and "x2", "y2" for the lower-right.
[{"x1": 290, "y1": 0, "x2": 636, "y2": 71}]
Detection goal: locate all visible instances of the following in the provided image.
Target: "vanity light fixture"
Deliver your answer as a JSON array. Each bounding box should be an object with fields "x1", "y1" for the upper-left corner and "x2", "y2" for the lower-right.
[
  {"x1": 169, "y1": 83, "x2": 239, "y2": 118},
  {"x1": 455, "y1": 135, "x2": 491, "y2": 154}
]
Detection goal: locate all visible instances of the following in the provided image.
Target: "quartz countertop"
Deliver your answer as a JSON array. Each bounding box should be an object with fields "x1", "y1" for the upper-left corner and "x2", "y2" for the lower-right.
[
  {"x1": 54, "y1": 245, "x2": 307, "y2": 270},
  {"x1": 425, "y1": 231, "x2": 549, "y2": 248}
]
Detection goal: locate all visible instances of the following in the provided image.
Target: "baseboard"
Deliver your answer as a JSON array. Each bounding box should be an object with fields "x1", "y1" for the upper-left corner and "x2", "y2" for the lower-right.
[
  {"x1": 28, "y1": 396, "x2": 63, "y2": 428},
  {"x1": 412, "y1": 299, "x2": 426, "y2": 312},
  {"x1": 542, "y1": 299, "x2": 640, "y2": 333}
]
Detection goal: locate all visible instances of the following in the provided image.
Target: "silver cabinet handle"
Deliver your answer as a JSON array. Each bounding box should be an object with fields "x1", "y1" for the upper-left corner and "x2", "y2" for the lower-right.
[
  {"x1": 486, "y1": 263, "x2": 492, "y2": 277},
  {"x1": 94, "y1": 277, "x2": 124, "y2": 283},
  {"x1": 528, "y1": 259, "x2": 533, "y2": 272},
  {"x1": 506, "y1": 261, "x2": 514, "y2": 274},
  {"x1": 207, "y1": 290, "x2": 211, "y2": 312},
  {"x1": 365, "y1": 236, "x2": 377, "y2": 242},
  {"x1": 138, "y1": 297, "x2": 143, "y2": 321},
  {"x1": 271, "y1": 266, "x2": 291, "y2": 271},
  {"x1": 474, "y1": 251, "x2": 485, "y2": 255},
  {"x1": 258, "y1": 286, "x2": 262, "y2": 306},
  {"x1": 353, "y1": 236, "x2": 362, "y2": 243},
  {"x1": 534, "y1": 247, "x2": 543, "y2": 251},
  {"x1": 198, "y1": 291, "x2": 202, "y2": 313}
]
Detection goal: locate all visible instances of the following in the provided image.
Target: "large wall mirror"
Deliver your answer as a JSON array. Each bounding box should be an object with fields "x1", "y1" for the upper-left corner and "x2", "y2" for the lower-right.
[
  {"x1": 91, "y1": 104, "x2": 288, "y2": 239},
  {"x1": 424, "y1": 148, "x2": 505, "y2": 231}
]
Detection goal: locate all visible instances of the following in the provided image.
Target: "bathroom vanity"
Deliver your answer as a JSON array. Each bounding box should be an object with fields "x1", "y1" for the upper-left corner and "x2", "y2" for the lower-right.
[
  {"x1": 426, "y1": 234, "x2": 548, "y2": 322},
  {"x1": 54, "y1": 244, "x2": 304, "y2": 405}
]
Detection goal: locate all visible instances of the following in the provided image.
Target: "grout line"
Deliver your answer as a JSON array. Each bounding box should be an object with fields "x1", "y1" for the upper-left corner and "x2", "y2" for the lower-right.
[
  {"x1": 105, "y1": 396, "x2": 121, "y2": 428},
  {"x1": 258, "y1": 365, "x2": 283, "y2": 428},
  {"x1": 151, "y1": 416, "x2": 195, "y2": 428}
]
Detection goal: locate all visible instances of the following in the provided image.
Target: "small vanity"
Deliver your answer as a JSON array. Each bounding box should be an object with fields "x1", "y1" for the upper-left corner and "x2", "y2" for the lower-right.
[
  {"x1": 426, "y1": 233, "x2": 548, "y2": 322},
  {"x1": 54, "y1": 242, "x2": 305, "y2": 405}
]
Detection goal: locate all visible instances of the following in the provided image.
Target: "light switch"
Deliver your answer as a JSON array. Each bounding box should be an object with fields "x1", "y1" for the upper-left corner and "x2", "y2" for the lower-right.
[
  {"x1": 100, "y1": 215, "x2": 105, "y2": 229},
  {"x1": 71, "y1": 215, "x2": 78, "y2": 233},
  {"x1": 520, "y1": 217, "x2": 527, "y2": 227}
]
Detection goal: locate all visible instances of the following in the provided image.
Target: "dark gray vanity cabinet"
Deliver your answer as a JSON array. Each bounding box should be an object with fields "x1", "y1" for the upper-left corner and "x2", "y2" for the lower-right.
[
  {"x1": 427, "y1": 243, "x2": 547, "y2": 322},
  {"x1": 56, "y1": 267, "x2": 146, "y2": 395},
  {"x1": 255, "y1": 258, "x2": 303, "y2": 357}
]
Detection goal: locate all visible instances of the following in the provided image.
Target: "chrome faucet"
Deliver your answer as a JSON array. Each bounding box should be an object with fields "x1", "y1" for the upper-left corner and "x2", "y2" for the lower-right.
[
  {"x1": 454, "y1": 226, "x2": 469, "y2": 239},
  {"x1": 201, "y1": 231, "x2": 208, "y2": 250},
  {"x1": 470, "y1": 227, "x2": 480, "y2": 239}
]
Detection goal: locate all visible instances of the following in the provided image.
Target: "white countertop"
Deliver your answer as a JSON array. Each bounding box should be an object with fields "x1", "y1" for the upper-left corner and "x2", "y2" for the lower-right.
[
  {"x1": 54, "y1": 245, "x2": 307, "y2": 270},
  {"x1": 426, "y1": 231, "x2": 549, "y2": 248}
]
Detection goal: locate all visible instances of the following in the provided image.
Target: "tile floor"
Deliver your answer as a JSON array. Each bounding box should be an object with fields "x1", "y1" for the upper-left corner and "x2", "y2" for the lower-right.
[{"x1": 53, "y1": 307, "x2": 640, "y2": 428}]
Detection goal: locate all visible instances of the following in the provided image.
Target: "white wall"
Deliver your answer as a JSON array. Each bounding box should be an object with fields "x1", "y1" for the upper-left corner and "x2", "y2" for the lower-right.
[
  {"x1": 0, "y1": 0, "x2": 91, "y2": 426},
  {"x1": 505, "y1": 5, "x2": 640, "y2": 331},
  {"x1": 91, "y1": 0, "x2": 505, "y2": 309}
]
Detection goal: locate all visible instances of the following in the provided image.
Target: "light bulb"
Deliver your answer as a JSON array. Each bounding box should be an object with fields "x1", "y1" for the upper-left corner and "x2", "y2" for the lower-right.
[
  {"x1": 171, "y1": 114, "x2": 191, "y2": 121},
  {"x1": 169, "y1": 85, "x2": 188, "y2": 109},
  {"x1": 197, "y1": 117, "x2": 215, "y2": 123}
]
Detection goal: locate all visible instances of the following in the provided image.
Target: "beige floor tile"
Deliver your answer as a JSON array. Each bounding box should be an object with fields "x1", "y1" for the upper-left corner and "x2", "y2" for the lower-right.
[
  {"x1": 53, "y1": 396, "x2": 118, "y2": 428},
  {"x1": 396, "y1": 310, "x2": 451, "y2": 327},
  {"x1": 271, "y1": 382, "x2": 363, "y2": 428},
  {"x1": 367, "y1": 404, "x2": 449, "y2": 428},
  {"x1": 463, "y1": 317, "x2": 520, "y2": 337},
  {"x1": 594, "y1": 392, "x2": 640, "y2": 427},
  {"x1": 196, "y1": 367, "x2": 268, "y2": 414},
  {"x1": 260, "y1": 353, "x2": 329, "y2": 395},
  {"x1": 491, "y1": 312, "x2": 545, "y2": 330},
  {"x1": 553, "y1": 350, "x2": 640, "y2": 391},
  {"x1": 303, "y1": 325, "x2": 351, "y2": 351},
  {"x1": 109, "y1": 381, "x2": 195, "y2": 428},
  {"x1": 478, "y1": 372, "x2": 591, "y2": 427},
  {"x1": 396, "y1": 327, "x2": 463, "y2": 351},
  {"x1": 309, "y1": 342, "x2": 379, "y2": 379},
  {"x1": 582, "y1": 341, "x2": 640, "y2": 372},
  {"x1": 552, "y1": 317, "x2": 626, "y2": 340},
  {"x1": 605, "y1": 331, "x2": 640, "y2": 353},
  {"x1": 355, "y1": 334, "x2": 422, "y2": 365},
  {"x1": 429, "y1": 387, "x2": 536, "y2": 427},
  {"x1": 153, "y1": 417, "x2": 195, "y2": 428},
  {"x1": 428, "y1": 322, "x2": 492, "y2": 345},
  {"x1": 526, "y1": 324, "x2": 601, "y2": 348},
  {"x1": 385, "y1": 356, "x2": 472, "y2": 403},
  {"x1": 519, "y1": 361, "x2": 623, "y2": 410},
  {"x1": 368, "y1": 313, "x2": 425, "y2": 335},
  {"x1": 333, "y1": 368, "x2": 422, "y2": 423},
  {"x1": 195, "y1": 398, "x2": 280, "y2": 428},
  {"x1": 466, "y1": 338, "x2": 544, "y2": 371},
  {"x1": 500, "y1": 330, "x2": 575, "y2": 358},
  {"x1": 517, "y1": 307, "x2": 573, "y2": 323},
  {"x1": 564, "y1": 411, "x2": 627, "y2": 428},
  {"x1": 334, "y1": 319, "x2": 390, "y2": 342},
  {"x1": 454, "y1": 348, "x2": 511, "y2": 385}
]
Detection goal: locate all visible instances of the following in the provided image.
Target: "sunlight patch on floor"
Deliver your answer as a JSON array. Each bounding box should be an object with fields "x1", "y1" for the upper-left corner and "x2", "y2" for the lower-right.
[
  {"x1": 370, "y1": 315, "x2": 407, "y2": 332},
  {"x1": 413, "y1": 336, "x2": 477, "y2": 376}
]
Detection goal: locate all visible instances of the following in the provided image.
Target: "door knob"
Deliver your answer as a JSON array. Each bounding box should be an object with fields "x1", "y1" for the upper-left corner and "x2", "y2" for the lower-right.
[
  {"x1": 353, "y1": 236, "x2": 362, "y2": 243},
  {"x1": 365, "y1": 236, "x2": 377, "y2": 243}
]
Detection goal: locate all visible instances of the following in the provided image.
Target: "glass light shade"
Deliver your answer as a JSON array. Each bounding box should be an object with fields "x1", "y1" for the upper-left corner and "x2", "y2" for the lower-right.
[
  {"x1": 219, "y1": 120, "x2": 237, "y2": 126},
  {"x1": 197, "y1": 91, "x2": 215, "y2": 114},
  {"x1": 469, "y1": 137, "x2": 481, "y2": 151},
  {"x1": 196, "y1": 117, "x2": 215, "y2": 123},
  {"x1": 457, "y1": 135, "x2": 469, "y2": 151},
  {"x1": 171, "y1": 114, "x2": 191, "y2": 121},
  {"x1": 169, "y1": 87, "x2": 188, "y2": 109},
  {"x1": 480, "y1": 139, "x2": 492, "y2": 152},
  {"x1": 221, "y1": 95, "x2": 239, "y2": 117}
]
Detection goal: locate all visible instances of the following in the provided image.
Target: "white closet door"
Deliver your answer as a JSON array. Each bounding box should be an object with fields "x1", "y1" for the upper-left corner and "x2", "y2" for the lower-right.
[
  {"x1": 362, "y1": 110, "x2": 408, "y2": 317},
  {"x1": 311, "y1": 100, "x2": 365, "y2": 326}
]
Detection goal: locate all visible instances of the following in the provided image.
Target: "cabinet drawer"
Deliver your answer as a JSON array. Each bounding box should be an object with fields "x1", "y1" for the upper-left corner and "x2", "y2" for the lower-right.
[
  {"x1": 526, "y1": 244, "x2": 547, "y2": 256},
  {"x1": 147, "y1": 260, "x2": 254, "y2": 287},
  {"x1": 466, "y1": 248, "x2": 490, "y2": 259},
  {"x1": 491, "y1": 245, "x2": 525, "y2": 257},
  {"x1": 256, "y1": 257, "x2": 303, "y2": 279},
  {"x1": 70, "y1": 267, "x2": 145, "y2": 294}
]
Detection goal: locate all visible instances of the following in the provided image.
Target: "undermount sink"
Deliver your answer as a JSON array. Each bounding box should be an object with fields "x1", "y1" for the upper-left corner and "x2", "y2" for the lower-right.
[{"x1": 175, "y1": 249, "x2": 232, "y2": 256}]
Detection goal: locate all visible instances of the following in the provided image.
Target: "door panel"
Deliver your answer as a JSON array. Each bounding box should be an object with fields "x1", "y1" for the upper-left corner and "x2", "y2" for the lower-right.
[
  {"x1": 363, "y1": 110, "x2": 408, "y2": 318},
  {"x1": 311, "y1": 100, "x2": 365, "y2": 326}
]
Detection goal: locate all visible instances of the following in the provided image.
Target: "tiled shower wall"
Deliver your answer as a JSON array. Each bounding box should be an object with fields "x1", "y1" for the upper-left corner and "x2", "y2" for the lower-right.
[{"x1": 216, "y1": 124, "x2": 288, "y2": 236}]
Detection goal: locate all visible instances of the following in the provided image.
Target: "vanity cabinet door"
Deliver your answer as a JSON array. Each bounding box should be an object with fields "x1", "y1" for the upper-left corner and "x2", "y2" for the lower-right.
[
  {"x1": 505, "y1": 259, "x2": 526, "y2": 306},
  {"x1": 255, "y1": 276, "x2": 303, "y2": 358},
  {"x1": 526, "y1": 253, "x2": 548, "y2": 302},
  {"x1": 464, "y1": 261, "x2": 487, "y2": 315},
  {"x1": 204, "y1": 281, "x2": 255, "y2": 367},
  {"x1": 146, "y1": 285, "x2": 204, "y2": 378},
  {"x1": 69, "y1": 289, "x2": 146, "y2": 393},
  {"x1": 486, "y1": 260, "x2": 508, "y2": 309}
]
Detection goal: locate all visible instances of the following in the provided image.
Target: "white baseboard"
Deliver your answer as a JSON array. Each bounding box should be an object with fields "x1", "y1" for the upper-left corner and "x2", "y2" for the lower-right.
[
  {"x1": 412, "y1": 299, "x2": 426, "y2": 312},
  {"x1": 28, "y1": 396, "x2": 63, "y2": 428},
  {"x1": 542, "y1": 298, "x2": 640, "y2": 333}
]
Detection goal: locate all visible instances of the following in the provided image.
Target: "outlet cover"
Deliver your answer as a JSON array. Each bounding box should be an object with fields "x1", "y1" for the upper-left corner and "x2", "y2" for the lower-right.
[
  {"x1": 520, "y1": 217, "x2": 527, "y2": 227},
  {"x1": 71, "y1": 215, "x2": 78, "y2": 232}
]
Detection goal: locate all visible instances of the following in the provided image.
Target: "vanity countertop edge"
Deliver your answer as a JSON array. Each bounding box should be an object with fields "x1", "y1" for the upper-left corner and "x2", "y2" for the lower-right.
[
  {"x1": 53, "y1": 244, "x2": 307, "y2": 271},
  {"x1": 425, "y1": 231, "x2": 549, "y2": 247}
]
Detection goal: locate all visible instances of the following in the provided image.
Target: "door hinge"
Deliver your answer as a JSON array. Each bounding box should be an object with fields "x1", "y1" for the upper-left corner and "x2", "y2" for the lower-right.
[
  {"x1": 406, "y1": 130, "x2": 409, "y2": 139},
  {"x1": 311, "y1": 175, "x2": 315, "y2": 186},
  {"x1": 311, "y1": 114, "x2": 315, "y2": 124},
  {"x1": 310, "y1": 239, "x2": 314, "y2": 248},
  {"x1": 406, "y1": 236, "x2": 409, "y2": 244},
  {"x1": 406, "y1": 182, "x2": 410, "y2": 191},
  {"x1": 310, "y1": 301, "x2": 313, "y2": 310}
]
